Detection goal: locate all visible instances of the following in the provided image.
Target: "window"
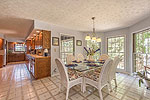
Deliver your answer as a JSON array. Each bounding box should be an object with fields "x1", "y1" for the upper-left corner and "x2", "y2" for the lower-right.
[
  {"x1": 60, "y1": 35, "x2": 75, "y2": 64},
  {"x1": 14, "y1": 44, "x2": 25, "y2": 52},
  {"x1": 107, "y1": 36, "x2": 125, "y2": 69},
  {"x1": 87, "y1": 40, "x2": 101, "y2": 60},
  {"x1": 133, "y1": 29, "x2": 150, "y2": 72}
]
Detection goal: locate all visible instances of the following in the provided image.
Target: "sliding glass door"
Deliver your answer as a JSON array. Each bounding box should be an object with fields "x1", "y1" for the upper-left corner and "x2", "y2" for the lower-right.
[
  {"x1": 107, "y1": 36, "x2": 125, "y2": 70},
  {"x1": 133, "y1": 29, "x2": 150, "y2": 72}
]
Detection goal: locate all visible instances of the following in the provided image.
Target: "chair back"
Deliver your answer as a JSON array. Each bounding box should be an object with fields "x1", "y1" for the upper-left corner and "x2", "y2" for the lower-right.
[
  {"x1": 109, "y1": 56, "x2": 120, "y2": 80},
  {"x1": 99, "y1": 54, "x2": 109, "y2": 61},
  {"x1": 98, "y1": 58, "x2": 113, "y2": 87},
  {"x1": 55, "y1": 58, "x2": 69, "y2": 84},
  {"x1": 66, "y1": 54, "x2": 75, "y2": 64},
  {"x1": 77, "y1": 54, "x2": 84, "y2": 62}
]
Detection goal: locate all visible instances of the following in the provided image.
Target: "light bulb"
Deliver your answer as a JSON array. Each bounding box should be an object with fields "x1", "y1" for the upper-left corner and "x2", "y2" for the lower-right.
[
  {"x1": 92, "y1": 36, "x2": 97, "y2": 41},
  {"x1": 97, "y1": 37, "x2": 101, "y2": 42},
  {"x1": 85, "y1": 35, "x2": 91, "y2": 40}
]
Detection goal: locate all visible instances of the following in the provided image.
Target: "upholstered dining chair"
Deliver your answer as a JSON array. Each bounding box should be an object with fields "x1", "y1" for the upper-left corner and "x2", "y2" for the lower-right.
[
  {"x1": 108, "y1": 56, "x2": 120, "y2": 91},
  {"x1": 99, "y1": 54, "x2": 109, "y2": 61},
  {"x1": 66, "y1": 54, "x2": 75, "y2": 64},
  {"x1": 55, "y1": 58, "x2": 83, "y2": 100},
  {"x1": 76, "y1": 53, "x2": 84, "y2": 62},
  {"x1": 83, "y1": 58, "x2": 113, "y2": 100}
]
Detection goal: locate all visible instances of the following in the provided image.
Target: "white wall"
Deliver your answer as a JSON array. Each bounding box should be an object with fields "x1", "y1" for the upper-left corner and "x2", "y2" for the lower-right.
[
  {"x1": 34, "y1": 15, "x2": 150, "y2": 75},
  {"x1": 0, "y1": 34, "x2": 4, "y2": 39},
  {"x1": 103, "y1": 28, "x2": 131, "y2": 74},
  {"x1": 34, "y1": 20, "x2": 84, "y2": 75},
  {"x1": 101, "y1": 16, "x2": 150, "y2": 74}
]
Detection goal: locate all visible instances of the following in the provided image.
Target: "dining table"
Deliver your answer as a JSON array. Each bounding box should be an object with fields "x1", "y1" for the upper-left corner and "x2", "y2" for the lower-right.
[
  {"x1": 66, "y1": 61, "x2": 104, "y2": 72},
  {"x1": 66, "y1": 60, "x2": 105, "y2": 92}
]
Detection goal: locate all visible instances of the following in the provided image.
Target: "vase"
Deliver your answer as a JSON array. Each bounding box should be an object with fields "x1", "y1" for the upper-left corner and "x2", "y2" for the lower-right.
[{"x1": 88, "y1": 55, "x2": 94, "y2": 61}]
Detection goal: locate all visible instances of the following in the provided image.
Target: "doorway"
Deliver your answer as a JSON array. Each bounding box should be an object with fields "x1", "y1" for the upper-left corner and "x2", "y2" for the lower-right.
[{"x1": 133, "y1": 29, "x2": 150, "y2": 72}]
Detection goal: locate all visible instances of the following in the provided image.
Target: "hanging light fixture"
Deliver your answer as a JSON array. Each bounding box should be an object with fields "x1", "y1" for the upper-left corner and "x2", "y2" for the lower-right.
[
  {"x1": 85, "y1": 17, "x2": 101, "y2": 42},
  {"x1": 85, "y1": 34, "x2": 91, "y2": 40}
]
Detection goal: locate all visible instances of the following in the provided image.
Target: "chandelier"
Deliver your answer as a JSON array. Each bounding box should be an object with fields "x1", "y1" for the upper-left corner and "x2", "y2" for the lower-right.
[{"x1": 85, "y1": 17, "x2": 101, "y2": 42}]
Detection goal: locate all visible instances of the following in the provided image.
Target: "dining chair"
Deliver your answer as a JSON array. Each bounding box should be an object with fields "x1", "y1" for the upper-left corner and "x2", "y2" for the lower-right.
[
  {"x1": 108, "y1": 56, "x2": 120, "y2": 91},
  {"x1": 99, "y1": 54, "x2": 109, "y2": 61},
  {"x1": 66, "y1": 54, "x2": 75, "y2": 64},
  {"x1": 55, "y1": 58, "x2": 83, "y2": 100},
  {"x1": 83, "y1": 58, "x2": 113, "y2": 100},
  {"x1": 76, "y1": 53, "x2": 84, "y2": 62}
]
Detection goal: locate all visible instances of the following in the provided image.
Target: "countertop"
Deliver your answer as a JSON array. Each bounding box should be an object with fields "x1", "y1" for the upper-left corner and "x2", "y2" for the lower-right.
[{"x1": 27, "y1": 54, "x2": 50, "y2": 59}]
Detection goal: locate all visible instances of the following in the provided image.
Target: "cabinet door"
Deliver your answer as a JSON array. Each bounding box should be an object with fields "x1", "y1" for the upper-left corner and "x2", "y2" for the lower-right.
[
  {"x1": 43, "y1": 31, "x2": 50, "y2": 49},
  {"x1": 31, "y1": 39, "x2": 35, "y2": 49},
  {"x1": 39, "y1": 32, "x2": 43, "y2": 48}
]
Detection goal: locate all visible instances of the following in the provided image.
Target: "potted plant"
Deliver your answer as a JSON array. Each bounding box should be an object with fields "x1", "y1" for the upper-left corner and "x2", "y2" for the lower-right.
[{"x1": 136, "y1": 71, "x2": 150, "y2": 89}]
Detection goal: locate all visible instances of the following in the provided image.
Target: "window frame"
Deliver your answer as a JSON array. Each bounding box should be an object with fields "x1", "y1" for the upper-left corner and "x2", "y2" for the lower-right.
[
  {"x1": 106, "y1": 35, "x2": 126, "y2": 72},
  {"x1": 133, "y1": 28, "x2": 150, "y2": 72},
  {"x1": 14, "y1": 43, "x2": 25, "y2": 52},
  {"x1": 60, "y1": 33, "x2": 75, "y2": 64}
]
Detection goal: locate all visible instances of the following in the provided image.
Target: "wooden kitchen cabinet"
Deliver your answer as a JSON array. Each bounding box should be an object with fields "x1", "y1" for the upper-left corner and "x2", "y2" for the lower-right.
[
  {"x1": 26, "y1": 54, "x2": 51, "y2": 79},
  {"x1": 42, "y1": 31, "x2": 50, "y2": 49},
  {"x1": 31, "y1": 39, "x2": 35, "y2": 50},
  {"x1": 0, "y1": 38, "x2": 4, "y2": 68},
  {"x1": 8, "y1": 53, "x2": 25, "y2": 62},
  {"x1": 25, "y1": 40, "x2": 31, "y2": 54},
  {"x1": 34, "y1": 31, "x2": 50, "y2": 49}
]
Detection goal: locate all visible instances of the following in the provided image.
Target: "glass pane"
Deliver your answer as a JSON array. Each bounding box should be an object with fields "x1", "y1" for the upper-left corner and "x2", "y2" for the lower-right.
[
  {"x1": 61, "y1": 35, "x2": 75, "y2": 64},
  {"x1": 107, "y1": 36, "x2": 125, "y2": 69},
  {"x1": 15, "y1": 44, "x2": 25, "y2": 52},
  {"x1": 134, "y1": 29, "x2": 150, "y2": 72}
]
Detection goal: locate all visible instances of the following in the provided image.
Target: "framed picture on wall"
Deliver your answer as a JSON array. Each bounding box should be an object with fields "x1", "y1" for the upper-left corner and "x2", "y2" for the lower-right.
[
  {"x1": 52, "y1": 37, "x2": 59, "y2": 46},
  {"x1": 76, "y1": 40, "x2": 82, "y2": 46}
]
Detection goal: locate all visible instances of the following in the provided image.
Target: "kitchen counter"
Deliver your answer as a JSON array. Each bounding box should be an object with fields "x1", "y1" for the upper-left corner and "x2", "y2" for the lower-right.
[
  {"x1": 26, "y1": 54, "x2": 50, "y2": 59},
  {"x1": 8, "y1": 53, "x2": 25, "y2": 62},
  {"x1": 26, "y1": 54, "x2": 51, "y2": 79}
]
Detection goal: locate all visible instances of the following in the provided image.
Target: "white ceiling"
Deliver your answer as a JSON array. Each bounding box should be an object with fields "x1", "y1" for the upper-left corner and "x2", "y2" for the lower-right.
[
  {"x1": 0, "y1": 17, "x2": 33, "y2": 40},
  {"x1": 0, "y1": 0, "x2": 150, "y2": 39}
]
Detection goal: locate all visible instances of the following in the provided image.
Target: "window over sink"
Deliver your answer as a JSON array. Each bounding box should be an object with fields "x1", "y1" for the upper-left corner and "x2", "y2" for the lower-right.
[{"x1": 14, "y1": 43, "x2": 25, "y2": 52}]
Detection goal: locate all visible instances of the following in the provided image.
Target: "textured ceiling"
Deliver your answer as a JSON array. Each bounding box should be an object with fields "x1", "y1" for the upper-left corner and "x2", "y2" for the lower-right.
[
  {"x1": 0, "y1": 0, "x2": 150, "y2": 35},
  {"x1": 0, "y1": 18, "x2": 33, "y2": 40}
]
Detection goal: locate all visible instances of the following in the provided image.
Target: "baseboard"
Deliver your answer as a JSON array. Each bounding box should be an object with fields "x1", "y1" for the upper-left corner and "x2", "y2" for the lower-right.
[{"x1": 51, "y1": 73, "x2": 59, "y2": 77}]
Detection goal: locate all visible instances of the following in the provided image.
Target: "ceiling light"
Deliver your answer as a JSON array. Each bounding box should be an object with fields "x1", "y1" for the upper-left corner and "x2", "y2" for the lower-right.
[
  {"x1": 92, "y1": 36, "x2": 97, "y2": 41},
  {"x1": 36, "y1": 30, "x2": 40, "y2": 33},
  {"x1": 96, "y1": 37, "x2": 101, "y2": 42},
  {"x1": 85, "y1": 17, "x2": 101, "y2": 42},
  {"x1": 85, "y1": 34, "x2": 91, "y2": 40}
]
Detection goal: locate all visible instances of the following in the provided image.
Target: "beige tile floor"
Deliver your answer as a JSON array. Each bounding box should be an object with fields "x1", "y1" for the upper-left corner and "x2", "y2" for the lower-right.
[{"x1": 0, "y1": 63, "x2": 150, "y2": 100}]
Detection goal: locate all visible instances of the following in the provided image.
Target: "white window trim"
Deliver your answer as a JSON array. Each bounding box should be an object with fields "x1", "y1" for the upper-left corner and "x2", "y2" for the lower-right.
[
  {"x1": 59, "y1": 33, "x2": 75, "y2": 62},
  {"x1": 105, "y1": 35, "x2": 127, "y2": 73}
]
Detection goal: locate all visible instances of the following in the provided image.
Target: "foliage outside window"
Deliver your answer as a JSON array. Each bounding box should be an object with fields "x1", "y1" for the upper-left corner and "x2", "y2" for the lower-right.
[
  {"x1": 107, "y1": 36, "x2": 125, "y2": 69},
  {"x1": 133, "y1": 29, "x2": 150, "y2": 72},
  {"x1": 14, "y1": 44, "x2": 25, "y2": 52},
  {"x1": 61, "y1": 37, "x2": 74, "y2": 64},
  {"x1": 86, "y1": 40, "x2": 101, "y2": 60}
]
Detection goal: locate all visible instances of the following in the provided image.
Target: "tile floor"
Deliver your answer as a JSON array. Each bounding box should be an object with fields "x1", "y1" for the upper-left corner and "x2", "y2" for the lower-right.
[{"x1": 0, "y1": 63, "x2": 150, "y2": 100}]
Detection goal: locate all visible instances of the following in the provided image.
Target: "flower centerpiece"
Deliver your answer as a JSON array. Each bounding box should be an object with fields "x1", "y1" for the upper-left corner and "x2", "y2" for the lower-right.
[{"x1": 84, "y1": 45, "x2": 100, "y2": 61}]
